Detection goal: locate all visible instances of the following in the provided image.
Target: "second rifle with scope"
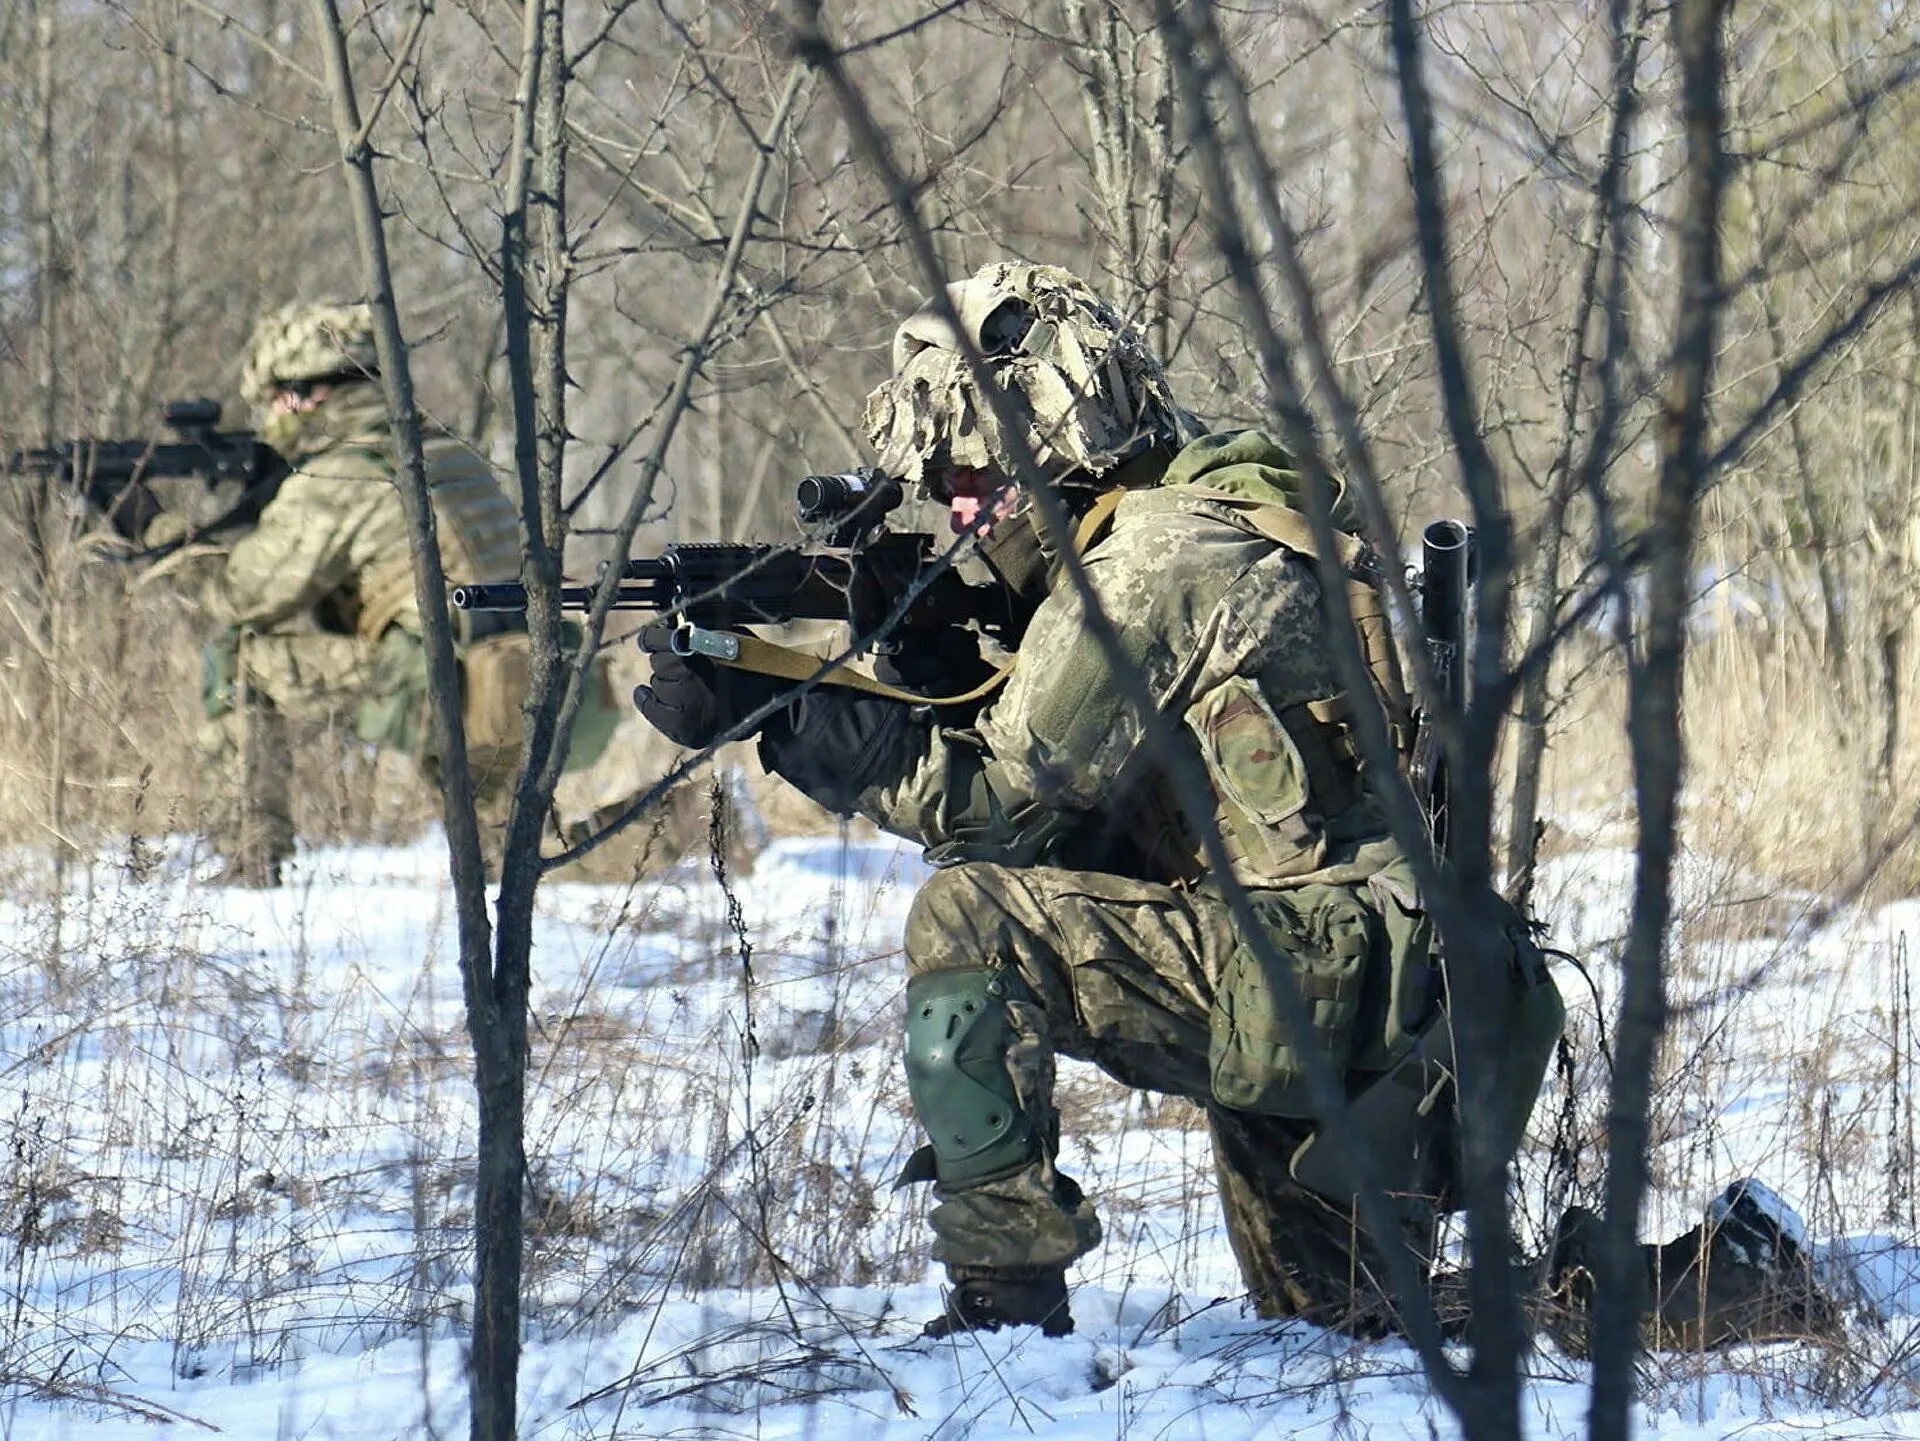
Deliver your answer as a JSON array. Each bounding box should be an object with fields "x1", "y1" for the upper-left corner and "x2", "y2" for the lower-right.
[{"x1": 7, "y1": 398, "x2": 287, "y2": 551}]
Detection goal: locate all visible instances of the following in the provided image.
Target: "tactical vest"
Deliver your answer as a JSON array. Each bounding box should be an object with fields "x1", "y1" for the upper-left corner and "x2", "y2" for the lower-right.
[
  {"x1": 1131, "y1": 488, "x2": 1414, "y2": 890},
  {"x1": 357, "y1": 434, "x2": 521, "y2": 643}
]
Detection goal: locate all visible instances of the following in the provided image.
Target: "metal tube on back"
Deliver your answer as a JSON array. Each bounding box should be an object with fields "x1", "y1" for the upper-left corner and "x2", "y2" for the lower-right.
[
  {"x1": 1419, "y1": 519, "x2": 1473, "y2": 862},
  {"x1": 1421, "y1": 519, "x2": 1472, "y2": 710}
]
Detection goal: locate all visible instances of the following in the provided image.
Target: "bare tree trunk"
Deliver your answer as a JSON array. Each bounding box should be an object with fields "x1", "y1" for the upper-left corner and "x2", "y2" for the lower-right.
[
  {"x1": 1145, "y1": 68, "x2": 1176, "y2": 362},
  {"x1": 1375, "y1": 4, "x2": 1536, "y2": 1425},
  {"x1": 1065, "y1": 0, "x2": 1181, "y2": 341},
  {"x1": 1879, "y1": 626, "x2": 1902, "y2": 804},
  {"x1": 1504, "y1": 517, "x2": 1567, "y2": 909},
  {"x1": 465, "y1": 310, "x2": 505, "y2": 447},
  {"x1": 1589, "y1": 1, "x2": 1729, "y2": 1433},
  {"x1": 1066, "y1": 0, "x2": 1137, "y2": 295},
  {"x1": 120, "y1": 6, "x2": 187, "y2": 432},
  {"x1": 306, "y1": 6, "x2": 506, "y2": 1440},
  {"x1": 1505, "y1": 0, "x2": 1645, "y2": 907},
  {"x1": 31, "y1": 0, "x2": 69, "y2": 930},
  {"x1": 33, "y1": 0, "x2": 58, "y2": 449},
  {"x1": 477, "y1": 0, "x2": 572, "y2": 1427}
]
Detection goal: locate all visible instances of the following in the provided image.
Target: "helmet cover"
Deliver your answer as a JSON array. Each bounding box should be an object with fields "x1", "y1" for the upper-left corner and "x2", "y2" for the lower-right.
[
  {"x1": 240, "y1": 301, "x2": 381, "y2": 413},
  {"x1": 862, "y1": 262, "x2": 1192, "y2": 489}
]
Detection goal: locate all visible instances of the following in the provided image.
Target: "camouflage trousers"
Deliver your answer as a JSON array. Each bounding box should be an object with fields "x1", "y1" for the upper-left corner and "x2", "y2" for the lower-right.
[
  {"x1": 197, "y1": 631, "x2": 372, "y2": 876},
  {"x1": 902, "y1": 861, "x2": 1432, "y2": 1325}
]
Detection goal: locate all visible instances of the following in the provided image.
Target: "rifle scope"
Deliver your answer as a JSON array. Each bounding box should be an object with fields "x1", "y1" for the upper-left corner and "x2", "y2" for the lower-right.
[
  {"x1": 162, "y1": 397, "x2": 223, "y2": 432},
  {"x1": 794, "y1": 468, "x2": 902, "y2": 526}
]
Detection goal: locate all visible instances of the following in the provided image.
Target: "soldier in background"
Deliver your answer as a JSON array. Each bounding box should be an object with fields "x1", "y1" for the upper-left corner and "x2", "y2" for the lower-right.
[
  {"x1": 631, "y1": 261, "x2": 1838, "y2": 1347},
  {"x1": 198, "y1": 301, "x2": 616, "y2": 883}
]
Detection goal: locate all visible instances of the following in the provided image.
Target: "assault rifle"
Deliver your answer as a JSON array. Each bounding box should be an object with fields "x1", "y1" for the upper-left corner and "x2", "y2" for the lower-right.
[
  {"x1": 5, "y1": 398, "x2": 287, "y2": 550},
  {"x1": 1414, "y1": 519, "x2": 1473, "y2": 862},
  {"x1": 452, "y1": 467, "x2": 1029, "y2": 651}
]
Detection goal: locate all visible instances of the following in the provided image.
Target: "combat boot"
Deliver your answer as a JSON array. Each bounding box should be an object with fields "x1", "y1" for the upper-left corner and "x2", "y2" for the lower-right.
[
  {"x1": 1649, "y1": 1178, "x2": 1838, "y2": 1348},
  {"x1": 923, "y1": 1267, "x2": 1073, "y2": 1339}
]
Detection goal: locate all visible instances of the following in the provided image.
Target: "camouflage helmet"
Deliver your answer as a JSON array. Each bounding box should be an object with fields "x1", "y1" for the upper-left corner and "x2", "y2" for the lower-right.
[
  {"x1": 862, "y1": 262, "x2": 1194, "y2": 490},
  {"x1": 239, "y1": 301, "x2": 381, "y2": 412}
]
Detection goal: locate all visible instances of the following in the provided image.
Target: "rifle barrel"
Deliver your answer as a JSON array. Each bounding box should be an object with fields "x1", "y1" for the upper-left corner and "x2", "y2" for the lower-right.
[{"x1": 449, "y1": 581, "x2": 664, "y2": 611}]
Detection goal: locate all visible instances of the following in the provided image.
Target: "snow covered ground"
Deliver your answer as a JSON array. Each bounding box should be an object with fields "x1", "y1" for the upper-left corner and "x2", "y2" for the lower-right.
[{"x1": 6, "y1": 814, "x2": 1920, "y2": 1438}]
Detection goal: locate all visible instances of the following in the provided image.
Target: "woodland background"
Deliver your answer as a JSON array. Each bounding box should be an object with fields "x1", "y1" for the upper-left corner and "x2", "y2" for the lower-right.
[{"x1": 4, "y1": 0, "x2": 1919, "y2": 893}]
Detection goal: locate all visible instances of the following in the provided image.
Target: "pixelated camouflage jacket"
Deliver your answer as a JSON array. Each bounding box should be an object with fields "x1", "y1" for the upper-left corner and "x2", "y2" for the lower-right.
[
  {"x1": 849, "y1": 429, "x2": 1406, "y2": 888},
  {"x1": 206, "y1": 388, "x2": 516, "y2": 643}
]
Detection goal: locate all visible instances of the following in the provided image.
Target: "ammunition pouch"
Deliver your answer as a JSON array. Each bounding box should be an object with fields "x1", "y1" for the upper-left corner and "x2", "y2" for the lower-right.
[
  {"x1": 355, "y1": 622, "x2": 616, "y2": 796},
  {"x1": 1207, "y1": 858, "x2": 1434, "y2": 1117},
  {"x1": 459, "y1": 623, "x2": 619, "y2": 787},
  {"x1": 201, "y1": 627, "x2": 242, "y2": 722},
  {"x1": 355, "y1": 626, "x2": 432, "y2": 756},
  {"x1": 458, "y1": 629, "x2": 531, "y2": 794},
  {"x1": 459, "y1": 606, "x2": 526, "y2": 646},
  {"x1": 1286, "y1": 901, "x2": 1567, "y2": 1212},
  {"x1": 902, "y1": 967, "x2": 1041, "y2": 1190},
  {"x1": 1183, "y1": 676, "x2": 1387, "y2": 887}
]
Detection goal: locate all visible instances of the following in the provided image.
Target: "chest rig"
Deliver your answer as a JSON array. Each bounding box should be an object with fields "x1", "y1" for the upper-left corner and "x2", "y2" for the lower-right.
[
  {"x1": 1119, "y1": 488, "x2": 1414, "y2": 890},
  {"x1": 356, "y1": 434, "x2": 522, "y2": 643}
]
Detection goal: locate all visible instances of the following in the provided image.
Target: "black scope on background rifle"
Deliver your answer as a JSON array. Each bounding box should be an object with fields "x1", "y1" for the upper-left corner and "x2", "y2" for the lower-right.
[
  {"x1": 1417, "y1": 519, "x2": 1474, "y2": 862},
  {"x1": 451, "y1": 466, "x2": 1027, "y2": 646},
  {"x1": 6, "y1": 398, "x2": 286, "y2": 543}
]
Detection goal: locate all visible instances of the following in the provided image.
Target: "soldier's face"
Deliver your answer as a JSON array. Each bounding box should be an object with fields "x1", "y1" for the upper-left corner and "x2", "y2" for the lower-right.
[
  {"x1": 937, "y1": 466, "x2": 1017, "y2": 535},
  {"x1": 259, "y1": 384, "x2": 334, "y2": 454},
  {"x1": 270, "y1": 384, "x2": 331, "y2": 415}
]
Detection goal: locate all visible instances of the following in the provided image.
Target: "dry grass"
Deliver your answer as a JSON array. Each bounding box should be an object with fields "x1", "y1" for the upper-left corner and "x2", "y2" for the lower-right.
[
  {"x1": 1515, "y1": 622, "x2": 1920, "y2": 1412},
  {"x1": 0, "y1": 547, "x2": 750, "y2": 877},
  {"x1": 1534, "y1": 625, "x2": 1920, "y2": 902},
  {"x1": 0, "y1": 555, "x2": 440, "y2": 859}
]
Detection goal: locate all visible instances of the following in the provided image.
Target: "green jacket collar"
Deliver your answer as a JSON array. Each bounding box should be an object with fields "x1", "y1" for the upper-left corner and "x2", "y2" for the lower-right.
[{"x1": 1158, "y1": 429, "x2": 1361, "y2": 531}]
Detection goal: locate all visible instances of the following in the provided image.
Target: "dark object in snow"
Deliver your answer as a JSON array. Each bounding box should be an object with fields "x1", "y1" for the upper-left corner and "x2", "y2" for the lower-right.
[
  {"x1": 206, "y1": 852, "x2": 284, "y2": 889},
  {"x1": 1542, "y1": 1180, "x2": 1841, "y2": 1354},
  {"x1": 923, "y1": 1268, "x2": 1073, "y2": 1339}
]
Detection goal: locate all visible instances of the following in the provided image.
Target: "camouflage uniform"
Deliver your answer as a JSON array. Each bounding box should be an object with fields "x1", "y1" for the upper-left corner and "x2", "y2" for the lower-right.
[
  {"x1": 685, "y1": 262, "x2": 1834, "y2": 1348},
  {"x1": 840, "y1": 428, "x2": 1442, "y2": 1320},
  {"x1": 748, "y1": 265, "x2": 1470, "y2": 1328},
  {"x1": 201, "y1": 302, "x2": 609, "y2": 879}
]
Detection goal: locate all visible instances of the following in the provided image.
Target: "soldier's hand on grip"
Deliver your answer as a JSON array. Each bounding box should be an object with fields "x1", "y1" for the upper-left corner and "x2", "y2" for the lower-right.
[
  {"x1": 632, "y1": 620, "x2": 783, "y2": 749},
  {"x1": 873, "y1": 623, "x2": 994, "y2": 695}
]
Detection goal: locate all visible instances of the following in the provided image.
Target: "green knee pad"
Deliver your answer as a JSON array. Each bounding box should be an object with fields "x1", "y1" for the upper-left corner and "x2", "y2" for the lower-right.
[{"x1": 904, "y1": 967, "x2": 1040, "y2": 1190}]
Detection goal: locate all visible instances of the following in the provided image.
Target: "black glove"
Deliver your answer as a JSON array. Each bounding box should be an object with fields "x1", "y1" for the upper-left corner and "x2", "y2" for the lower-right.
[
  {"x1": 873, "y1": 624, "x2": 997, "y2": 697},
  {"x1": 760, "y1": 688, "x2": 931, "y2": 815},
  {"x1": 632, "y1": 621, "x2": 786, "y2": 749},
  {"x1": 875, "y1": 625, "x2": 998, "y2": 732}
]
